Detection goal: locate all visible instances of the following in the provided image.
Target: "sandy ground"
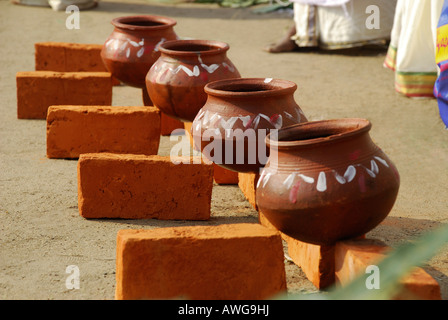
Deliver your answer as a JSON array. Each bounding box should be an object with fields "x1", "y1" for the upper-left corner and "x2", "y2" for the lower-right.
[{"x1": 0, "y1": 0, "x2": 447, "y2": 300}]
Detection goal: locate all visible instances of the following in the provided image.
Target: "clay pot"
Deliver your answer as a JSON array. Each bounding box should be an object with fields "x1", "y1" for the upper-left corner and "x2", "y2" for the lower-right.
[
  {"x1": 101, "y1": 15, "x2": 178, "y2": 89},
  {"x1": 191, "y1": 78, "x2": 308, "y2": 173},
  {"x1": 256, "y1": 118, "x2": 400, "y2": 245},
  {"x1": 145, "y1": 39, "x2": 241, "y2": 122}
]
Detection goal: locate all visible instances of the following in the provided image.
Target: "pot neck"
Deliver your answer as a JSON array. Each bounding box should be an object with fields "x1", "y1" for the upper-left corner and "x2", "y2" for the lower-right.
[
  {"x1": 160, "y1": 40, "x2": 230, "y2": 57},
  {"x1": 160, "y1": 51, "x2": 229, "y2": 65},
  {"x1": 266, "y1": 119, "x2": 378, "y2": 171},
  {"x1": 205, "y1": 78, "x2": 297, "y2": 100},
  {"x1": 112, "y1": 16, "x2": 176, "y2": 33}
]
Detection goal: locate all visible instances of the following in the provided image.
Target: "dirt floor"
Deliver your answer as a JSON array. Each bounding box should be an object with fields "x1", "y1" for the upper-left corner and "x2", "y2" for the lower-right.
[{"x1": 1, "y1": 0, "x2": 447, "y2": 300}]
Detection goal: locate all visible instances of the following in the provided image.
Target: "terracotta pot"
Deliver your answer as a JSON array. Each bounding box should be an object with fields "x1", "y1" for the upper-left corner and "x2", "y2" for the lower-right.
[
  {"x1": 256, "y1": 118, "x2": 400, "y2": 245},
  {"x1": 191, "y1": 78, "x2": 308, "y2": 173},
  {"x1": 145, "y1": 39, "x2": 241, "y2": 122},
  {"x1": 101, "y1": 15, "x2": 178, "y2": 89}
]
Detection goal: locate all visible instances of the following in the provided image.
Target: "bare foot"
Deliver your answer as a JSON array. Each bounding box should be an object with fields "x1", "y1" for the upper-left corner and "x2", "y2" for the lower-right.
[
  {"x1": 264, "y1": 39, "x2": 297, "y2": 53},
  {"x1": 264, "y1": 25, "x2": 298, "y2": 53}
]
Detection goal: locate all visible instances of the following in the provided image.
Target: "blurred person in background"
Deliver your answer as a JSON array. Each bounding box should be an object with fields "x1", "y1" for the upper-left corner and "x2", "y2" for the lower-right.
[{"x1": 265, "y1": 0, "x2": 397, "y2": 52}]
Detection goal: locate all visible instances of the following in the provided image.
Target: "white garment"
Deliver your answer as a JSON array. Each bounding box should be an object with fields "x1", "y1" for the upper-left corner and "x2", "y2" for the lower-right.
[
  {"x1": 389, "y1": 0, "x2": 443, "y2": 74},
  {"x1": 384, "y1": 0, "x2": 444, "y2": 98},
  {"x1": 292, "y1": 0, "x2": 397, "y2": 49}
]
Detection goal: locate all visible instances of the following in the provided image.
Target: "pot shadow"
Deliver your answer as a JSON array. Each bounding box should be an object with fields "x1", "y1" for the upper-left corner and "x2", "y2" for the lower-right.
[
  {"x1": 368, "y1": 216, "x2": 445, "y2": 245},
  {"x1": 92, "y1": 0, "x2": 293, "y2": 20}
]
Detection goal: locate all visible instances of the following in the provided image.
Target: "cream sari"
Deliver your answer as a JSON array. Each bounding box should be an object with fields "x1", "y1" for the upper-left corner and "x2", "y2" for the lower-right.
[
  {"x1": 290, "y1": 0, "x2": 397, "y2": 49},
  {"x1": 384, "y1": 0, "x2": 444, "y2": 98}
]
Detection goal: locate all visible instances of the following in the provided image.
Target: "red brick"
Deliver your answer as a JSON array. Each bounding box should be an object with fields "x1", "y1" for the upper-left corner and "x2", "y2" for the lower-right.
[
  {"x1": 46, "y1": 106, "x2": 160, "y2": 159},
  {"x1": 213, "y1": 164, "x2": 239, "y2": 185},
  {"x1": 335, "y1": 239, "x2": 442, "y2": 300},
  {"x1": 259, "y1": 209, "x2": 335, "y2": 289},
  {"x1": 238, "y1": 172, "x2": 259, "y2": 210},
  {"x1": 16, "y1": 71, "x2": 112, "y2": 119},
  {"x1": 35, "y1": 42, "x2": 120, "y2": 85},
  {"x1": 258, "y1": 209, "x2": 285, "y2": 238},
  {"x1": 184, "y1": 122, "x2": 238, "y2": 185},
  {"x1": 115, "y1": 223, "x2": 287, "y2": 300},
  {"x1": 77, "y1": 153, "x2": 214, "y2": 220},
  {"x1": 141, "y1": 89, "x2": 184, "y2": 135},
  {"x1": 160, "y1": 112, "x2": 184, "y2": 136},
  {"x1": 285, "y1": 234, "x2": 335, "y2": 290},
  {"x1": 395, "y1": 269, "x2": 442, "y2": 300},
  {"x1": 184, "y1": 121, "x2": 193, "y2": 143}
]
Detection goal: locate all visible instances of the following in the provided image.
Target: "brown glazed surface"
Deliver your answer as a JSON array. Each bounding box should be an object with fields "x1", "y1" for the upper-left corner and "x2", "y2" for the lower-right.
[
  {"x1": 145, "y1": 39, "x2": 241, "y2": 122},
  {"x1": 191, "y1": 78, "x2": 308, "y2": 173},
  {"x1": 255, "y1": 118, "x2": 400, "y2": 245},
  {"x1": 101, "y1": 15, "x2": 178, "y2": 88}
]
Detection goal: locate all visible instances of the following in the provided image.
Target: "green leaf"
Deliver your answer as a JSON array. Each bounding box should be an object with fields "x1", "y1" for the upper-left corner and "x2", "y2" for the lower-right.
[{"x1": 275, "y1": 223, "x2": 448, "y2": 300}]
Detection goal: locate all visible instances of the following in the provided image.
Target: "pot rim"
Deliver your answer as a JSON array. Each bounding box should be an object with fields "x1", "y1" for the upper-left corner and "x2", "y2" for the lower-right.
[
  {"x1": 266, "y1": 118, "x2": 372, "y2": 148},
  {"x1": 111, "y1": 15, "x2": 177, "y2": 31},
  {"x1": 159, "y1": 39, "x2": 230, "y2": 56},
  {"x1": 204, "y1": 78, "x2": 297, "y2": 98}
]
